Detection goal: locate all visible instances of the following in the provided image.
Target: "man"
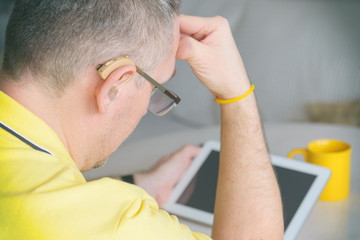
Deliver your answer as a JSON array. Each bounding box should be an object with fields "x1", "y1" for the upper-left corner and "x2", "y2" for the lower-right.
[{"x1": 0, "y1": 0, "x2": 283, "y2": 239}]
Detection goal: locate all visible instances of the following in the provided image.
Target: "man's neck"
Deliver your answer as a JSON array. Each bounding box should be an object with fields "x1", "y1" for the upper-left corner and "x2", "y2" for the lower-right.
[{"x1": 0, "y1": 78, "x2": 87, "y2": 170}]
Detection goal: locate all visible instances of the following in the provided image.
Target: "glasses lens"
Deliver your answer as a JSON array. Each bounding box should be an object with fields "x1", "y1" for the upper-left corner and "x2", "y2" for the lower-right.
[{"x1": 148, "y1": 88, "x2": 177, "y2": 116}]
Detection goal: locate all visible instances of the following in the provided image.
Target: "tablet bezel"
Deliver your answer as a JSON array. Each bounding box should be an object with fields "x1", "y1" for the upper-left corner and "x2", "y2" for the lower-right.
[{"x1": 163, "y1": 140, "x2": 331, "y2": 240}]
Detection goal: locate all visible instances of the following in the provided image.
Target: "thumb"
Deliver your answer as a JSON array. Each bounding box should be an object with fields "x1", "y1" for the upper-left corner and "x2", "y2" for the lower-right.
[{"x1": 176, "y1": 36, "x2": 205, "y2": 63}]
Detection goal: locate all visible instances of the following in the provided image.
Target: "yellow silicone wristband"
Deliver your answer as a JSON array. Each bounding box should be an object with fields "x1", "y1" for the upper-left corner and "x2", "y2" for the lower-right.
[{"x1": 214, "y1": 83, "x2": 255, "y2": 104}]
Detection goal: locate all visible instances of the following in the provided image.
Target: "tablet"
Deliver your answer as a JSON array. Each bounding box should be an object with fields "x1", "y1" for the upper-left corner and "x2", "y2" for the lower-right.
[{"x1": 163, "y1": 140, "x2": 331, "y2": 240}]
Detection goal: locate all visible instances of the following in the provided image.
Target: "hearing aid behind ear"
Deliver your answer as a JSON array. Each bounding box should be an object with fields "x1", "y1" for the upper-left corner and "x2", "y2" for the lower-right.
[
  {"x1": 96, "y1": 56, "x2": 135, "y2": 80},
  {"x1": 96, "y1": 56, "x2": 135, "y2": 100}
]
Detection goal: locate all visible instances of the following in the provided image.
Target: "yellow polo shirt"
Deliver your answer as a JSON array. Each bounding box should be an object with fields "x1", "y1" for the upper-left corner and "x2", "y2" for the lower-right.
[{"x1": 0, "y1": 91, "x2": 210, "y2": 240}]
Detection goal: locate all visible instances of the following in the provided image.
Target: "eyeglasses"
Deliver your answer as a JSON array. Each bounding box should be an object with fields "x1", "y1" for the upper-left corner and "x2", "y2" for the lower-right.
[
  {"x1": 136, "y1": 66, "x2": 181, "y2": 116},
  {"x1": 96, "y1": 57, "x2": 181, "y2": 116}
]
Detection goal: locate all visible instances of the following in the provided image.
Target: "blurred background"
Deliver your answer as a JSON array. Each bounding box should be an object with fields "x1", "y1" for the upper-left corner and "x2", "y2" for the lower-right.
[{"x1": 1, "y1": 0, "x2": 359, "y2": 142}]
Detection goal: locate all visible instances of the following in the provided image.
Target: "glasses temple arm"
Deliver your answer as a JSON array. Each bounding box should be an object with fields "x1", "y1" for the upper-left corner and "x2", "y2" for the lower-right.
[
  {"x1": 136, "y1": 66, "x2": 181, "y2": 105},
  {"x1": 136, "y1": 67, "x2": 167, "y2": 93}
]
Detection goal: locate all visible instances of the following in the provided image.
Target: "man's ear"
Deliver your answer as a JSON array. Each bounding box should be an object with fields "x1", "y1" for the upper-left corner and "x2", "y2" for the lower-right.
[{"x1": 95, "y1": 65, "x2": 136, "y2": 114}]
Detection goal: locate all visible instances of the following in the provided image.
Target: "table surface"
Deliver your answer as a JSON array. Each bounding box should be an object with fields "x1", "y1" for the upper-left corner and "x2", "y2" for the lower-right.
[{"x1": 83, "y1": 122, "x2": 360, "y2": 240}]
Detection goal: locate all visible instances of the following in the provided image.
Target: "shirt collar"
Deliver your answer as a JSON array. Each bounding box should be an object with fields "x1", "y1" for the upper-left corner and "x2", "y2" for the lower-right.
[{"x1": 0, "y1": 91, "x2": 79, "y2": 170}]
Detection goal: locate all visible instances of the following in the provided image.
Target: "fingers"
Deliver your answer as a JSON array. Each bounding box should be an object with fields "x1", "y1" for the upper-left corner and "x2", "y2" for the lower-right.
[
  {"x1": 176, "y1": 14, "x2": 250, "y2": 99},
  {"x1": 178, "y1": 15, "x2": 227, "y2": 41},
  {"x1": 136, "y1": 145, "x2": 201, "y2": 208},
  {"x1": 176, "y1": 36, "x2": 205, "y2": 61},
  {"x1": 155, "y1": 145, "x2": 200, "y2": 168},
  {"x1": 176, "y1": 36, "x2": 192, "y2": 60},
  {"x1": 177, "y1": 145, "x2": 201, "y2": 160}
]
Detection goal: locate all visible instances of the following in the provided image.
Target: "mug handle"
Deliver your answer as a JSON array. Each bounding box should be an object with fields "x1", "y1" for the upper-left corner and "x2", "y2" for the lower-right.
[{"x1": 288, "y1": 148, "x2": 308, "y2": 162}]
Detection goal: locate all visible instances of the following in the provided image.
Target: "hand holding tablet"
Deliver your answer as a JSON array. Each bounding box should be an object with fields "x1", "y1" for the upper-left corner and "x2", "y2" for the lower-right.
[{"x1": 164, "y1": 141, "x2": 331, "y2": 240}]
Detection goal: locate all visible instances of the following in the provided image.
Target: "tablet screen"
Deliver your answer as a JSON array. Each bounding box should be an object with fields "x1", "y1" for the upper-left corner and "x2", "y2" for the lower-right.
[{"x1": 176, "y1": 151, "x2": 317, "y2": 229}]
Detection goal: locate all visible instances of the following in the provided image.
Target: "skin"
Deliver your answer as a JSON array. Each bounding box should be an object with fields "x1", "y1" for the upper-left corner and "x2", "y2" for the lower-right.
[
  {"x1": 0, "y1": 13, "x2": 284, "y2": 240},
  {"x1": 0, "y1": 18, "x2": 199, "y2": 209},
  {"x1": 133, "y1": 145, "x2": 200, "y2": 207},
  {"x1": 176, "y1": 15, "x2": 284, "y2": 239},
  {"x1": 1, "y1": 21, "x2": 182, "y2": 172}
]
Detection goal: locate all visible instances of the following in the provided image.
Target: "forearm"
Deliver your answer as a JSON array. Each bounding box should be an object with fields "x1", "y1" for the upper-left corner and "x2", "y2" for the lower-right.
[
  {"x1": 177, "y1": 15, "x2": 283, "y2": 239},
  {"x1": 212, "y1": 90, "x2": 284, "y2": 239}
]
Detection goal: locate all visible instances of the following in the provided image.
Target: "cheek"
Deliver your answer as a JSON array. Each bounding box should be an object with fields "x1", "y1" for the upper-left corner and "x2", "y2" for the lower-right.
[
  {"x1": 136, "y1": 84, "x2": 153, "y2": 116},
  {"x1": 122, "y1": 86, "x2": 152, "y2": 128},
  {"x1": 143, "y1": 88, "x2": 153, "y2": 114}
]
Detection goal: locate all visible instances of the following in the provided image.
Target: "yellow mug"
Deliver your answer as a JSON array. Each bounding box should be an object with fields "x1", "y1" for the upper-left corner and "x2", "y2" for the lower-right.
[{"x1": 288, "y1": 139, "x2": 351, "y2": 201}]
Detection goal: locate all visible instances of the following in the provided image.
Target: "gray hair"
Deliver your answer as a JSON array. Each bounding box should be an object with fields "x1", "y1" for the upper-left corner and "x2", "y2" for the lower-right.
[{"x1": 1, "y1": 0, "x2": 181, "y2": 95}]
